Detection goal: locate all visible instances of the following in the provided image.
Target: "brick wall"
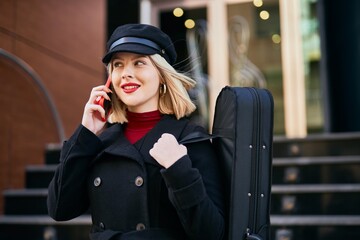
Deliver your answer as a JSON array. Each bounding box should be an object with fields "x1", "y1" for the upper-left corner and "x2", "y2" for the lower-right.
[{"x1": 0, "y1": 0, "x2": 106, "y2": 213}]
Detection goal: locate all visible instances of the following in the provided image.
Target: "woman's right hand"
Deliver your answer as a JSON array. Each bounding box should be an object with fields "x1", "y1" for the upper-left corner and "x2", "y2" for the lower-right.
[{"x1": 81, "y1": 84, "x2": 112, "y2": 135}]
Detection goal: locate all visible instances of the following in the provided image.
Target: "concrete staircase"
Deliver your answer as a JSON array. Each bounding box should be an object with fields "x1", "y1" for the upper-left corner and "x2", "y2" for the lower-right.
[
  {"x1": 1, "y1": 133, "x2": 360, "y2": 240},
  {"x1": 270, "y1": 132, "x2": 360, "y2": 240},
  {"x1": 0, "y1": 144, "x2": 91, "y2": 240}
]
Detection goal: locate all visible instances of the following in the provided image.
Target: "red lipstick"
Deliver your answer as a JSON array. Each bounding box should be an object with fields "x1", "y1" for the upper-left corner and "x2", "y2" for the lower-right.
[{"x1": 121, "y1": 83, "x2": 140, "y2": 93}]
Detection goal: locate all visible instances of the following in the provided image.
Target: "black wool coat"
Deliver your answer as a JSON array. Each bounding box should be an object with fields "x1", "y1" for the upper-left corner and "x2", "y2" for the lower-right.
[{"x1": 47, "y1": 115, "x2": 225, "y2": 240}]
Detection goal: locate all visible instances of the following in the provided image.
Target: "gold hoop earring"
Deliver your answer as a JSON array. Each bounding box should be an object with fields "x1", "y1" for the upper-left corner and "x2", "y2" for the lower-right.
[{"x1": 161, "y1": 84, "x2": 167, "y2": 96}]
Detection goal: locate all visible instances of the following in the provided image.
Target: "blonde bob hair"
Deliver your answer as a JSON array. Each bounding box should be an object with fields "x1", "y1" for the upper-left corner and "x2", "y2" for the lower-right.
[{"x1": 108, "y1": 54, "x2": 197, "y2": 123}]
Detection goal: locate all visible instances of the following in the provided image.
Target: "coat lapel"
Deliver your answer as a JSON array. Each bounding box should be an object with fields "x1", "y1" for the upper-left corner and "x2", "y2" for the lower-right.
[
  {"x1": 92, "y1": 115, "x2": 191, "y2": 166},
  {"x1": 94, "y1": 123, "x2": 144, "y2": 165},
  {"x1": 134, "y1": 115, "x2": 189, "y2": 166}
]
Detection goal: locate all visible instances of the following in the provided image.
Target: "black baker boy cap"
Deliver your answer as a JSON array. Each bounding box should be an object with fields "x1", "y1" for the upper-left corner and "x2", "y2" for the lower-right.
[{"x1": 102, "y1": 23, "x2": 177, "y2": 65}]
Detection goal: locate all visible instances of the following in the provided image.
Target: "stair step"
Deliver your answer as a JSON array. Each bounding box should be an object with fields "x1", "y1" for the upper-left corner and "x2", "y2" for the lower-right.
[
  {"x1": 4, "y1": 189, "x2": 48, "y2": 196},
  {"x1": 0, "y1": 215, "x2": 91, "y2": 240},
  {"x1": 273, "y1": 161, "x2": 360, "y2": 184},
  {"x1": 3, "y1": 189, "x2": 48, "y2": 215},
  {"x1": 272, "y1": 183, "x2": 360, "y2": 193},
  {"x1": 0, "y1": 215, "x2": 91, "y2": 225},
  {"x1": 45, "y1": 143, "x2": 62, "y2": 164},
  {"x1": 271, "y1": 184, "x2": 360, "y2": 215},
  {"x1": 271, "y1": 215, "x2": 360, "y2": 226},
  {"x1": 25, "y1": 165, "x2": 57, "y2": 189},
  {"x1": 273, "y1": 155, "x2": 360, "y2": 166},
  {"x1": 273, "y1": 132, "x2": 360, "y2": 157}
]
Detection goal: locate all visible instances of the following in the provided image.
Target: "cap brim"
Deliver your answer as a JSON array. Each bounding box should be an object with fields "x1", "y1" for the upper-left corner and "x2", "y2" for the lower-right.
[{"x1": 102, "y1": 43, "x2": 159, "y2": 64}]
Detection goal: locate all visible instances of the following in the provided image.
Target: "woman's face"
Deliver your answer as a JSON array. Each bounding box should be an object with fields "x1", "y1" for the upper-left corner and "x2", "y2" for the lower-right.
[{"x1": 110, "y1": 52, "x2": 161, "y2": 113}]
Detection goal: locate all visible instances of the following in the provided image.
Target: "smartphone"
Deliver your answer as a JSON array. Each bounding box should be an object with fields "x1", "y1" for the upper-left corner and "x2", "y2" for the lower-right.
[{"x1": 94, "y1": 76, "x2": 112, "y2": 121}]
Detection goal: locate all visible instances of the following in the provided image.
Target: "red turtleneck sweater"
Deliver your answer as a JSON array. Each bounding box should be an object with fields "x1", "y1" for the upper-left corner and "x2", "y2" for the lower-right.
[{"x1": 124, "y1": 110, "x2": 162, "y2": 144}]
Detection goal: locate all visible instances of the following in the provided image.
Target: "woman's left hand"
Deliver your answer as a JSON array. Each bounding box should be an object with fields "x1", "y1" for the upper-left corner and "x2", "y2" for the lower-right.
[{"x1": 149, "y1": 133, "x2": 187, "y2": 169}]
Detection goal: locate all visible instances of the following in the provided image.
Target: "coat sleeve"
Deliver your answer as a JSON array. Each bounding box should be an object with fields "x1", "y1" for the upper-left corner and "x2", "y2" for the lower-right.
[
  {"x1": 47, "y1": 125, "x2": 103, "y2": 221},
  {"x1": 160, "y1": 126, "x2": 226, "y2": 240}
]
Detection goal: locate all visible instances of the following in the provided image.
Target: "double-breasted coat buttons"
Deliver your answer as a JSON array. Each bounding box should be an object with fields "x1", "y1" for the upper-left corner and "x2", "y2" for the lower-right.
[
  {"x1": 94, "y1": 177, "x2": 101, "y2": 187},
  {"x1": 136, "y1": 223, "x2": 146, "y2": 231},
  {"x1": 135, "y1": 176, "x2": 144, "y2": 187},
  {"x1": 93, "y1": 176, "x2": 145, "y2": 231}
]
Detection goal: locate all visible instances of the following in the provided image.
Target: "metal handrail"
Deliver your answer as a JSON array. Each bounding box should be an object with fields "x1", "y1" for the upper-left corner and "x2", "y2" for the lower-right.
[{"x1": 0, "y1": 48, "x2": 65, "y2": 142}]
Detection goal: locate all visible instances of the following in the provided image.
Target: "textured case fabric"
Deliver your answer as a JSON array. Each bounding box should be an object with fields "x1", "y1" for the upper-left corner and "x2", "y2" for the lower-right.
[{"x1": 212, "y1": 86, "x2": 274, "y2": 240}]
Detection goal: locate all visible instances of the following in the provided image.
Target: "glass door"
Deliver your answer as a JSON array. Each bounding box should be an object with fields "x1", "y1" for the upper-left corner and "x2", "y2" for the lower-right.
[{"x1": 227, "y1": 0, "x2": 284, "y2": 134}]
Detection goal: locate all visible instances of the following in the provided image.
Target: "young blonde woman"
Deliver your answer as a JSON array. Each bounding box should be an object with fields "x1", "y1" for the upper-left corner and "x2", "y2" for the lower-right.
[{"x1": 47, "y1": 23, "x2": 225, "y2": 240}]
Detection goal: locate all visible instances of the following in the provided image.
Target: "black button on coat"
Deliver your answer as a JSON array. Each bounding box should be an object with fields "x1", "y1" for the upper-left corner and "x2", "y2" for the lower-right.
[{"x1": 47, "y1": 115, "x2": 225, "y2": 240}]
